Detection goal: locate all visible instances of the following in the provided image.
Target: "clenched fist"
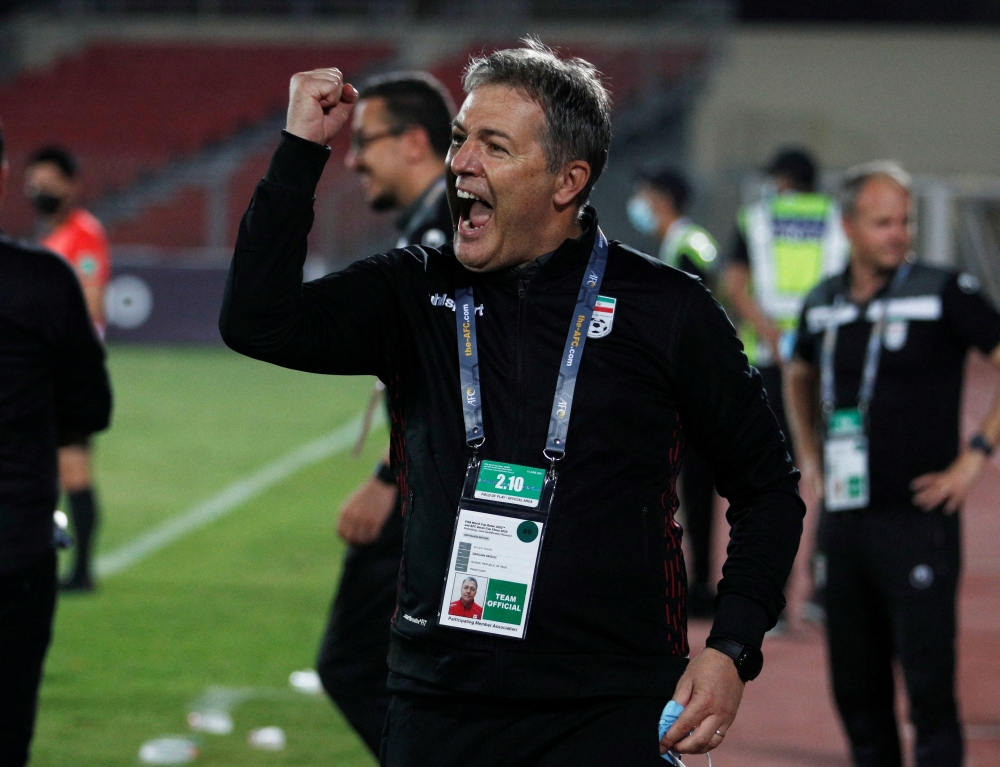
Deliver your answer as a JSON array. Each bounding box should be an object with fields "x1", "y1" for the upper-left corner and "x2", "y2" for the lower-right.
[{"x1": 286, "y1": 68, "x2": 359, "y2": 146}]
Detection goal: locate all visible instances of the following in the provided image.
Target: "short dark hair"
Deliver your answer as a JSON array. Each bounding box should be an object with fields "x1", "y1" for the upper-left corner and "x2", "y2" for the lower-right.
[
  {"x1": 766, "y1": 148, "x2": 817, "y2": 192},
  {"x1": 358, "y1": 71, "x2": 456, "y2": 158},
  {"x1": 637, "y1": 166, "x2": 692, "y2": 214},
  {"x1": 463, "y1": 38, "x2": 613, "y2": 206},
  {"x1": 27, "y1": 146, "x2": 79, "y2": 179}
]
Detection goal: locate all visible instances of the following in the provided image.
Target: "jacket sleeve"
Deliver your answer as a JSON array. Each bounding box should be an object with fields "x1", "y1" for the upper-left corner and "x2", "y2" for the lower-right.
[
  {"x1": 668, "y1": 280, "x2": 804, "y2": 649},
  {"x1": 219, "y1": 131, "x2": 400, "y2": 380},
  {"x1": 54, "y1": 266, "x2": 112, "y2": 441}
]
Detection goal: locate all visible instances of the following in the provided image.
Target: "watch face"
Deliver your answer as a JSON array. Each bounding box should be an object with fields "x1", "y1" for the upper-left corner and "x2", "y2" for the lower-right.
[{"x1": 738, "y1": 647, "x2": 764, "y2": 681}]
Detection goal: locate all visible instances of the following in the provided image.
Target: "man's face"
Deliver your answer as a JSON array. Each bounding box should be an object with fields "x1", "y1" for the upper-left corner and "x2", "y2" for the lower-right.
[
  {"x1": 842, "y1": 176, "x2": 912, "y2": 274},
  {"x1": 25, "y1": 161, "x2": 75, "y2": 216},
  {"x1": 447, "y1": 85, "x2": 567, "y2": 272},
  {"x1": 344, "y1": 97, "x2": 407, "y2": 211},
  {"x1": 461, "y1": 579, "x2": 477, "y2": 605}
]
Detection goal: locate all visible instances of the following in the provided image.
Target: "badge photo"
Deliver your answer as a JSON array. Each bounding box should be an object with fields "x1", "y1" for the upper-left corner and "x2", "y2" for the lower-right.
[
  {"x1": 588, "y1": 295, "x2": 616, "y2": 338},
  {"x1": 883, "y1": 319, "x2": 908, "y2": 351}
]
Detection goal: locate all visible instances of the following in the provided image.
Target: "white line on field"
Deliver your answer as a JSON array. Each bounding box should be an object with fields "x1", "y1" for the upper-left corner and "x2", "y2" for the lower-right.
[{"x1": 95, "y1": 410, "x2": 384, "y2": 578}]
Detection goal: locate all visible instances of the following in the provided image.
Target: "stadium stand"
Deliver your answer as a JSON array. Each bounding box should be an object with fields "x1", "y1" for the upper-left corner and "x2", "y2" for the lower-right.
[
  {"x1": 29, "y1": 38, "x2": 707, "y2": 263},
  {"x1": 0, "y1": 41, "x2": 395, "y2": 240}
]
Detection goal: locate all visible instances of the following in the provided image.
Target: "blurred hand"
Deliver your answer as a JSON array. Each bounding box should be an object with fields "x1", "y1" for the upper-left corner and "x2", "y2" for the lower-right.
[
  {"x1": 660, "y1": 647, "x2": 745, "y2": 756},
  {"x1": 799, "y1": 458, "x2": 825, "y2": 504},
  {"x1": 286, "y1": 68, "x2": 359, "y2": 146},
  {"x1": 911, "y1": 449, "x2": 986, "y2": 514},
  {"x1": 763, "y1": 323, "x2": 783, "y2": 367},
  {"x1": 337, "y1": 474, "x2": 398, "y2": 546}
]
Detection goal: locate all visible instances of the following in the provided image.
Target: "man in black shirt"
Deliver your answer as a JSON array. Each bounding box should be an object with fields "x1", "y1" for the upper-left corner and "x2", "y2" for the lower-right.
[
  {"x1": 221, "y1": 42, "x2": 804, "y2": 764},
  {"x1": 315, "y1": 71, "x2": 454, "y2": 756},
  {"x1": 785, "y1": 161, "x2": 1000, "y2": 767},
  {"x1": 0, "y1": 121, "x2": 113, "y2": 767}
]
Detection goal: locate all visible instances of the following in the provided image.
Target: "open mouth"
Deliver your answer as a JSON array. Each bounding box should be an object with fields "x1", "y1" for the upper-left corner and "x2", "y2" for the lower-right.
[{"x1": 455, "y1": 188, "x2": 494, "y2": 233}]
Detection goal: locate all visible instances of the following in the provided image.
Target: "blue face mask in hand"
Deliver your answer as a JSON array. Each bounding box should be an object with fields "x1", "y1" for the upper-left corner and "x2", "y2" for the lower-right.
[
  {"x1": 627, "y1": 195, "x2": 659, "y2": 235},
  {"x1": 658, "y1": 701, "x2": 712, "y2": 767}
]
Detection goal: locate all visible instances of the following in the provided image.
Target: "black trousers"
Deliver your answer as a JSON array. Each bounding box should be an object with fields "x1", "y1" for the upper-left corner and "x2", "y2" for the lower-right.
[
  {"x1": 0, "y1": 549, "x2": 57, "y2": 767},
  {"x1": 380, "y1": 693, "x2": 670, "y2": 767},
  {"x1": 317, "y1": 503, "x2": 403, "y2": 756},
  {"x1": 682, "y1": 447, "x2": 715, "y2": 588},
  {"x1": 819, "y1": 508, "x2": 962, "y2": 767}
]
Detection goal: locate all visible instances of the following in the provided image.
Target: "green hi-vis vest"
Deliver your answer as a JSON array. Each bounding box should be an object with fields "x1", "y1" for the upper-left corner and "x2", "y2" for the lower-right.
[
  {"x1": 739, "y1": 193, "x2": 848, "y2": 365},
  {"x1": 658, "y1": 217, "x2": 719, "y2": 275}
]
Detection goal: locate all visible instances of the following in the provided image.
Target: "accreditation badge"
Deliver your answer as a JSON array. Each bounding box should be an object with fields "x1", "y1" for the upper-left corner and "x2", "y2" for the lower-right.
[
  {"x1": 438, "y1": 458, "x2": 555, "y2": 639},
  {"x1": 824, "y1": 408, "x2": 869, "y2": 511}
]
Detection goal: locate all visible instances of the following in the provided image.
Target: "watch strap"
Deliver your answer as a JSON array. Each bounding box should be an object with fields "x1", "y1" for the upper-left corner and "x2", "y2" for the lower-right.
[
  {"x1": 373, "y1": 461, "x2": 396, "y2": 485},
  {"x1": 970, "y1": 433, "x2": 994, "y2": 457},
  {"x1": 705, "y1": 636, "x2": 743, "y2": 662}
]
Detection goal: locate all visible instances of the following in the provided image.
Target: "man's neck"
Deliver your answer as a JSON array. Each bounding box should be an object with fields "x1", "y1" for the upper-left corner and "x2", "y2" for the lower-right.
[
  {"x1": 848, "y1": 255, "x2": 893, "y2": 304},
  {"x1": 656, "y1": 211, "x2": 682, "y2": 241},
  {"x1": 397, "y1": 160, "x2": 447, "y2": 209}
]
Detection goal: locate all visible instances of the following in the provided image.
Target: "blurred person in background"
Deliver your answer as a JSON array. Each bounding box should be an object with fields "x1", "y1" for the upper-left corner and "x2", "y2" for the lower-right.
[
  {"x1": 627, "y1": 165, "x2": 719, "y2": 617},
  {"x1": 784, "y1": 161, "x2": 1000, "y2": 767},
  {"x1": 24, "y1": 147, "x2": 111, "y2": 593},
  {"x1": 315, "y1": 71, "x2": 455, "y2": 757},
  {"x1": 0, "y1": 121, "x2": 112, "y2": 767},
  {"x1": 722, "y1": 147, "x2": 847, "y2": 631}
]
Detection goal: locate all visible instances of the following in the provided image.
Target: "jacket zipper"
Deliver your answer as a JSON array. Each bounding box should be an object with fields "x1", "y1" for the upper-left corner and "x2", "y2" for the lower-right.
[{"x1": 510, "y1": 278, "x2": 528, "y2": 450}]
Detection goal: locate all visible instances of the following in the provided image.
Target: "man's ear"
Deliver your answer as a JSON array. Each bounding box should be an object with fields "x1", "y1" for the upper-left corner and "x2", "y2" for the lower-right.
[
  {"x1": 552, "y1": 160, "x2": 591, "y2": 209},
  {"x1": 402, "y1": 126, "x2": 433, "y2": 164}
]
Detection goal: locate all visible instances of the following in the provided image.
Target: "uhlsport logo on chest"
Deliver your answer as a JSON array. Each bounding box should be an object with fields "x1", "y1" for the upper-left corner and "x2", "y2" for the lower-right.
[{"x1": 588, "y1": 295, "x2": 616, "y2": 338}]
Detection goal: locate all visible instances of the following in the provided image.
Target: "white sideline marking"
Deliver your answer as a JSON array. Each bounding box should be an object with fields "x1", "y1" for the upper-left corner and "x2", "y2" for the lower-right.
[{"x1": 95, "y1": 411, "x2": 383, "y2": 578}]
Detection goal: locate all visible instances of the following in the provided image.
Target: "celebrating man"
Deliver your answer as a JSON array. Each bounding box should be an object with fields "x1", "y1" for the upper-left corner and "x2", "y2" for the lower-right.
[{"x1": 221, "y1": 41, "x2": 803, "y2": 764}]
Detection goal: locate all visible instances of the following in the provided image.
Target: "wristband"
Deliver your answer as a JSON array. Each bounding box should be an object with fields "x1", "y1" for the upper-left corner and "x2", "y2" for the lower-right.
[
  {"x1": 373, "y1": 461, "x2": 396, "y2": 486},
  {"x1": 970, "y1": 434, "x2": 993, "y2": 457}
]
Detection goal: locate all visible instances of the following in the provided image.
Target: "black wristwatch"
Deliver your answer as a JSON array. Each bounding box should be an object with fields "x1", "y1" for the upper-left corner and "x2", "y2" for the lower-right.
[
  {"x1": 373, "y1": 461, "x2": 396, "y2": 486},
  {"x1": 970, "y1": 434, "x2": 994, "y2": 457},
  {"x1": 705, "y1": 636, "x2": 764, "y2": 682}
]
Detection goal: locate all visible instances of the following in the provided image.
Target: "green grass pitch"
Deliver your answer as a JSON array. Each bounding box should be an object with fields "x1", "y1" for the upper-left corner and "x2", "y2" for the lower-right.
[{"x1": 33, "y1": 346, "x2": 383, "y2": 766}]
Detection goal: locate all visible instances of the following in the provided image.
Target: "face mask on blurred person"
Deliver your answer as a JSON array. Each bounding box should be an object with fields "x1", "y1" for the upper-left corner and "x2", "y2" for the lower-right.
[
  {"x1": 31, "y1": 193, "x2": 64, "y2": 216},
  {"x1": 627, "y1": 196, "x2": 658, "y2": 235}
]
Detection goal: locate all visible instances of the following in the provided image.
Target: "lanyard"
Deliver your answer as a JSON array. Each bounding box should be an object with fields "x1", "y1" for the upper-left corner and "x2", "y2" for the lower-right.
[
  {"x1": 454, "y1": 228, "x2": 610, "y2": 462},
  {"x1": 820, "y1": 263, "x2": 910, "y2": 418}
]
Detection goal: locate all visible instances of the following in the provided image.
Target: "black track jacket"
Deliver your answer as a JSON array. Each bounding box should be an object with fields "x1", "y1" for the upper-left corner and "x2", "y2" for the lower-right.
[{"x1": 220, "y1": 133, "x2": 804, "y2": 699}]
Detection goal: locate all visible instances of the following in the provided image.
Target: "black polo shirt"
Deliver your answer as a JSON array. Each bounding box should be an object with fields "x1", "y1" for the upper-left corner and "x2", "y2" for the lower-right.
[{"x1": 794, "y1": 264, "x2": 1000, "y2": 512}]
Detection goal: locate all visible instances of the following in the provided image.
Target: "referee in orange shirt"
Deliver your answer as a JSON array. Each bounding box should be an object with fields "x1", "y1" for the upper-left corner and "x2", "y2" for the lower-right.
[{"x1": 25, "y1": 147, "x2": 111, "y2": 592}]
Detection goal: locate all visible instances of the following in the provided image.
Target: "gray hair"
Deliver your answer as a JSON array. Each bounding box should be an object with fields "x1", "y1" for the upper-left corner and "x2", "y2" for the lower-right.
[
  {"x1": 462, "y1": 577, "x2": 478, "y2": 588},
  {"x1": 841, "y1": 160, "x2": 912, "y2": 217},
  {"x1": 462, "y1": 38, "x2": 612, "y2": 205}
]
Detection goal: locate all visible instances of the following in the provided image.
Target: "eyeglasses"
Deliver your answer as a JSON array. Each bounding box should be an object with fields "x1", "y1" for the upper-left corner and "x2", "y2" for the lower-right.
[{"x1": 349, "y1": 126, "x2": 407, "y2": 154}]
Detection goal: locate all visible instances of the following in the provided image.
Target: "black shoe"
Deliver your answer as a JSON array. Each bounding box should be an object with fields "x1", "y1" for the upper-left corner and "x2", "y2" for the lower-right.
[
  {"x1": 687, "y1": 582, "x2": 715, "y2": 618},
  {"x1": 60, "y1": 574, "x2": 96, "y2": 593}
]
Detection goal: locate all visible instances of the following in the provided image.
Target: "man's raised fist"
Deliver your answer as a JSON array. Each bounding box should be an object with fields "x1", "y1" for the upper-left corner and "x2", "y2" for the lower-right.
[{"x1": 286, "y1": 68, "x2": 359, "y2": 147}]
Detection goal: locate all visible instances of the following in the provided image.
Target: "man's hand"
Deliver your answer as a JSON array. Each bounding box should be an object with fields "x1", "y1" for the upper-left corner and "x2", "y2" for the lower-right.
[
  {"x1": 660, "y1": 648, "x2": 745, "y2": 756},
  {"x1": 337, "y1": 474, "x2": 398, "y2": 546},
  {"x1": 286, "y1": 68, "x2": 359, "y2": 146},
  {"x1": 762, "y1": 322, "x2": 783, "y2": 367},
  {"x1": 911, "y1": 449, "x2": 986, "y2": 514},
  {"x1": 799, "y1": 458, "x2": 825, "y2": 503}
]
